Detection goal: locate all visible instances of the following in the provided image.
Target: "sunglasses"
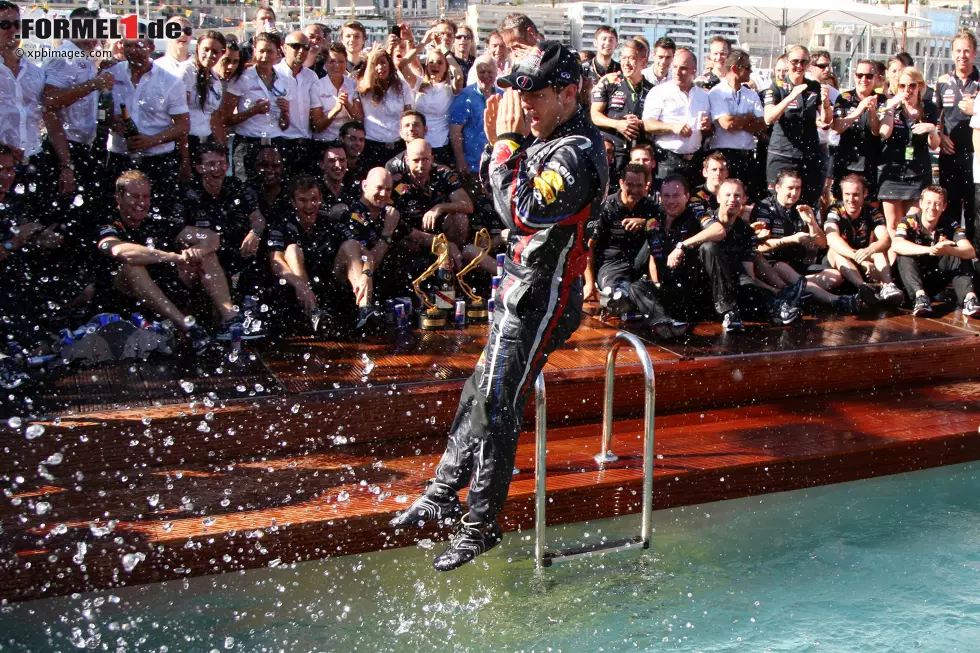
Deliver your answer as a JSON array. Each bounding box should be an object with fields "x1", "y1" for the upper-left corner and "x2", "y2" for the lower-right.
[
  {"x1": 0, "y1": 19, "x2": 19, "y2": 30},
  {"x1": 455, "y1": 34, "x2": 472, "y2": 40},
  {"x1": 181, "y1": 26, "x2": 193, "y2": 36},
  {"x1": 790, "y1": 58, "x2": 809, "y2": 66},
  {"x1": 812, "y1": 62, "x2": 830, "y2": 69},
  {"x1": 898, "y1": 82, "x2": 918, "y2": 89},
  {"x1": 855, "y1": 72, "x2": 875, "y2": 79},
  {"x1": 286, "y1": 42, "x2": 311, "y2": 51}
]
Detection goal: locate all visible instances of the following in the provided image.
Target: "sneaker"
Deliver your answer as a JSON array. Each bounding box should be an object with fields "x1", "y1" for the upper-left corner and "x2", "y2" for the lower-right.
[
  {"x1": 186, "y1": 324, "x2": 212, "y2": 355},
  {"x1": 912, "y1": 294, "x2": 934, "y2": 317},
  {"x1": 388, "y1": 482, "x2": 463, "y2": 529},
  {"x1": 857, "y1": 283, "x2": 880, "y2": 306},
  {"x1": 648, "y1": 319, "x2": 675, "y2": 340},
  {"x1": 722, "y1": 309, "x2": 744, "y2": 333},
  {"x1": 878, "y1": 282, "x2": 904, "y2": 307},
  {"x1": 778, "y1": 277, "x2": 807, "y2": 306},
  {"x1": 355, "y1": 306, "x2": 383, "y2": 333},
  {"x1": 669, "y1": 319, "x2": 690, "y2": 338},
  {"x1": 432, "y1": 517, "x2": 503, "y2": 572},
  {"x1": 771, "y1": 300, "x2": 801, "y2": 326},
  {"x1": 835, "y1": 294, "x2": 860, "y2": 315},
  {"x1": 599, "y1": 286, "x2": 631, "y2": 315},
  {"x1": 963, "y1": 295, "x2": 980, "y2": 317}
]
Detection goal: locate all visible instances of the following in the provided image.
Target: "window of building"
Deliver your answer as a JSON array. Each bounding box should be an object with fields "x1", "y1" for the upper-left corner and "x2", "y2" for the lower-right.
[{"x1": 818, "y1": 35, "x2": 825, "y2": 47}]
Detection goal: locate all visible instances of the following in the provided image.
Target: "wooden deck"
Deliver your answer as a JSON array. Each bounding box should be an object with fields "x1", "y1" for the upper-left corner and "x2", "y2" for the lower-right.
[{"x1": 2, "y1": 305, "x2": 980, "y2": 602}]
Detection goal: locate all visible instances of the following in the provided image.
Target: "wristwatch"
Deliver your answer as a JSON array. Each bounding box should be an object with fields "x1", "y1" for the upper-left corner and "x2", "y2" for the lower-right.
[
  {"x1": 249, "y1": 228, "x2": 263, "y2": 238},
  {"x1": 380, "y1": 233, "x2": 393, "y2": 245},
  {"x1": 362, "y1": 269, "x2": 374, "y2": 277},
  {"x1": 674, "y1": 241, "x2": 687, "y2": 252}
]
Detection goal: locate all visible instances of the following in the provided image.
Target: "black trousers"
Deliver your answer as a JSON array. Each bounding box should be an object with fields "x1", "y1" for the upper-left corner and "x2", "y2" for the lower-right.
[
  {"x1": 941, "y1": 155, "x2": 976, "y2": 246},
  {"x1": 896, "y1": 254, "x2": 975, "y2": 303},
  {"x1": 657, "y1": 150, "x2": 703, "y2": 191},
  {"x1": 596, "y1": 258, "x2": 670, "y2": 322},
  {"x1": 766, "y1": 153, "x2": 823, "y2": 208},
  {"x1": 432, "y1": 258, "x2": 583, "y2": 524},
  {"x1": 715, "y1": 148, "x2": 758, "y2": 197},
  {"x1": 655, "y1": 241, "x2": 736, "y2": 321}
]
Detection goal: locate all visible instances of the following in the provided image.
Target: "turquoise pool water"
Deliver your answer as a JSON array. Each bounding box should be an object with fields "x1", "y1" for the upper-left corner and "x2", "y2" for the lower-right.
[{"x1": 3, "y1": 462, "x2": 980, "y2": 652}]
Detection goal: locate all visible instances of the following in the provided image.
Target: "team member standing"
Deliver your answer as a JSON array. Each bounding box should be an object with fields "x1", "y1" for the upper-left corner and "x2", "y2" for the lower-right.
[
  {"x1": 582, "y1": 25, "x2": 621, "y2": 84},
  {"x1": 878, "y1": 67, "x2": 939, "y2": 235},
  {"x1": 399, "y1": 43, "x2": 465, "y2": 166},
  {"x1": 390, "y1": 43, "x2": 608, "y2": 571},
  {"x1": 642, "y1": 36, "x2": 674, "y2": 87},
  {"x1": 642, "y1": 48, "x2": 711, "y2": 188},
  {"x1": 223, "y1": 33, "x2": 289, "y2": 182},
  {"x1": 155, "y1": 16, "x2": 194, "y2": 77},
  {"x1": 832, "y1": 59, "x2": 883, "y2": 197},
  {"x1": 106, "y1": 33, "x2": 190, "y2": 199},
  {"x1": 591, "y1": 39, "x2": 652, "y2": 177},
  {"x1": 695, "y1": 36, "x2": 729, "y2": 91},
  {"x1": 935, "y1": 31, "x2": 980, "y2": 246},
  {"x1": 354, "y1": 45, "x2": 412, "y2": 171},
  {"x1": 762, "y1": 45, "x2": 832, "y2": 208},
  {"x1": 178, "y1": 31, "x2": 227, "y2": 180},
  {"x1": 708, "y1": 49, "x2": 766, "y2": 196},
  {"x1": 341, "y1": 21, "x2": 368, "y2": 74},
  {"x1": 312, "y1": 43, "x2": 358, "y2": 150},
  {"x1": 275, "y1": 31, "x2": 325, "y2": 178}
]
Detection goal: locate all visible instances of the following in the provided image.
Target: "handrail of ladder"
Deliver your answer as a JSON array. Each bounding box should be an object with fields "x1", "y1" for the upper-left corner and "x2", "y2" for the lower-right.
[{"x1": 533, "y1": 331, "x2": 656, "y2": 568}]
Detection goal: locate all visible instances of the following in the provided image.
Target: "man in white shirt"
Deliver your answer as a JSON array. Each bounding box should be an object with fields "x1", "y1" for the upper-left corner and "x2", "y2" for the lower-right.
[
  {"x1": 642, "y1": 36, "x2": 675, "y2": 86},
  {"x1": 275, "y1": 31, "x2": 324, "y2": 178},
  {"x1": 42, "y1": 6, "x2": 115, "y2": 202},
  {"x1": 106, "y1": 31, "x2": 190, "y2": 199},
  {"x1": 642, "y1": 47, "x2": 711, "y2": 188},
  {"x1": 0, "y1": 1, "x2": 44, "y2": 166},
  {"x1": 708, "y1": 48, "x2": 766, "y2": 198}
]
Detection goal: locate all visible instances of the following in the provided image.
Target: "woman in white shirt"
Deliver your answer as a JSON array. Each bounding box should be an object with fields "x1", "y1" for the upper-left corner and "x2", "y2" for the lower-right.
[
  {"x1": 313, "y1": 41, "x2": 358, "y2": 164},
  {"x1": 353, "y1": 44, "x2": 412, "y2": 170},
  {"x1": 178, "y1": 31, "x2": 227, "y2": 180},
  {"x1": 399, "y1": 46, "x2": 464, "y2": 166},
  {"x1": 222, "y1": 32, "x2": 291, "y2": 181}
]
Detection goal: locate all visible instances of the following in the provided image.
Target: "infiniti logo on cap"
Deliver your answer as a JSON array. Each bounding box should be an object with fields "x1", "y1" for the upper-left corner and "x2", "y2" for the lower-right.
[{"x1": 516, "y1": 75, "x2": 533, "y2": 90}]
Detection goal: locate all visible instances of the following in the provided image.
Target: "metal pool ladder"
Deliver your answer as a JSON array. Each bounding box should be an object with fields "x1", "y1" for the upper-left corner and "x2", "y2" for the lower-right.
[{"x1": 533, "y1": 331, "x2": 656, "y2": 568}]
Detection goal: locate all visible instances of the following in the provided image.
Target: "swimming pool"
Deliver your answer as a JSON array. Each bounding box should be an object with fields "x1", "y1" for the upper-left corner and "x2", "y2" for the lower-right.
[{"x1": 3, "y1": 462, "x2": 979, "y2": 652}]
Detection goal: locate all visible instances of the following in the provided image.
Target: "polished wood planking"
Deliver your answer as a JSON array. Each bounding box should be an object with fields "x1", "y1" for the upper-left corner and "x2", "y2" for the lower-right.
[{"x1": 3, "y1": 379, "x2": 978, "y2": 603}]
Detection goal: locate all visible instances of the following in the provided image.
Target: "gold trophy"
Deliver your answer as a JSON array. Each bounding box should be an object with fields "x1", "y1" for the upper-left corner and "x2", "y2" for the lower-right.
[
  {"x1": 455, "y1": 228, "x2": 491, "y2": 323},
  {"x1": 412, "y1": 233, "x2": 451, "y2": 330}
]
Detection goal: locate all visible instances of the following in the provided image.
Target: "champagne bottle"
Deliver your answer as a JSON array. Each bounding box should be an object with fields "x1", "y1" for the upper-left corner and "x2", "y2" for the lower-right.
[{"x1": 119, "y1": 103, "x2": 139, "y2": 138}]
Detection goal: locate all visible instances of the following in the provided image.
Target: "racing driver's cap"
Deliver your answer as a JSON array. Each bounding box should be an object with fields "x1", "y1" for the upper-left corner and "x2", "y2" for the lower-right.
[{"x1": 497, "y1": 41, "x2": 581, "y2": 93}]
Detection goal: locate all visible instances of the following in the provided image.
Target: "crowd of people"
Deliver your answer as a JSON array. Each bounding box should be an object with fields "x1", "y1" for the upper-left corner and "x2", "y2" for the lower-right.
[{"x1": 3, "y1": 2, "x2": 980, "y2": 377}]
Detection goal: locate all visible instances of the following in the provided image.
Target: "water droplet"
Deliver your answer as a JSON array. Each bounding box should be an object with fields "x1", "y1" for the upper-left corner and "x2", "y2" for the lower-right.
[
  {"x1": 35, "y1": 501, "x2": 52, "y2": 515},
  {"x1": 224, "y1": 636, "x2": 235, "y2": 649},
  {"x1": 179, "y1": 380, "x2": 195, "y2": 393},
  {"x1": 147, "y1": 494, "x2": 159, "y2": 507},
  {"x1": 121, "y1": 552, "x2": 145, "y2": 572},
  {"x1": 44, "y1": 452, "x2": 63, "y2": 465},
  {"x1": 24, "y1": 424, "x2": 45, "y2": 439},
  {"x1": 337, "y1": 490, "x2": 350, "y2": 502},
  {"x1": 7, "y1": 417, "x2": 22, "y2": 429}
]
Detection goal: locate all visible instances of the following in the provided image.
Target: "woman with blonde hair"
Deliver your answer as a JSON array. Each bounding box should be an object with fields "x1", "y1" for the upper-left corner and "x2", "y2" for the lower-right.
[
  {"x1": 353, "y1": 43, "x2": 412, "y2": 170},
  {"x1": 398, "y1": 31, "x2": 464, "y2": 166},
  {"x1": 878, "y1": 66, "x2": 940, "y2": 234}
]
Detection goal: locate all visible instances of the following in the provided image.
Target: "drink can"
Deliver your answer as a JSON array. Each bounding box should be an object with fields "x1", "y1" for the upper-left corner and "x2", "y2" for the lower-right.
[
  {"x1": 487, "y1": 297, "x2": 495, "y2": 318},
  {"x1": 394, "y1": 303, "x2": 407, "y2": 330},
  {"x1": 621, "y1": 312, "x2": 643, "y2": 322},
  {"x1": 231, "y1": 324, "x2": 242, "y2": 352},
  {"x1": 491, "y1": 275, "x2": 501, "y2": 291},
  {"x1": 59, "y1": 328, "x2": 74, "y2": 345},
  {"x1": 496, "y1": 253, "x2": 505, "y2": 277},
  {"x1": 454, "y1": 298, "x2": 467, "y2": 328}
]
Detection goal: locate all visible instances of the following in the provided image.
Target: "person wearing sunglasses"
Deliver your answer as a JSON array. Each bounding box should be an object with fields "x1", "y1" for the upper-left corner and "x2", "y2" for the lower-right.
[
  {"x1": 708, "y1": 48, "x2": 766, "y2": 200},
  {"x1": 935, "y1": 30, "x2": 980, "y2": 247},
  {"x1": 762, "y1": 44, "x2": 832, "y2": 209},
  {"x1": 449, "y1": 26, "x2": 476, "y2": 80},
  {"x1": 275, "y1": 31, "x2": 327, "y2": 178},
  {"x1": 831, "y1": 59, "x2": 885, "y2": 199},
  {"x1": 878, "y1": 66, "x2": 939, "y2": 235},
  {"x1": 0, "y1": 1, "x2": 44, "y2": 168},
  {"x1": 105, "y1": 31, "x2": 191, "y2": 201},
  {"x1": 806, "y1": 50, "x2": 839, "y2": 208},
  {"x1": 156, "y1": 16, "x2": 195, "y2": 78}
]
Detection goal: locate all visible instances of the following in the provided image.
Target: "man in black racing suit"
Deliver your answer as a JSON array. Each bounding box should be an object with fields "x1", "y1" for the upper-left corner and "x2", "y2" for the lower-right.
[{"x1": 390, "y1": 42, "x2": 609, "y2": 571}]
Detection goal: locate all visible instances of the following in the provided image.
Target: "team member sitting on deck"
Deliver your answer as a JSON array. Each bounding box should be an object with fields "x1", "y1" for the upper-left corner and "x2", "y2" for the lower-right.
[
  {"x1": 891, "y1": 186, "x2": 980, "y2": 317},
  {"x1": 586, "y1": 164, "x2": 688, "y2": 338},
  {"x1": 823, "y1": 174, "x2": 904, "y2": 307},
  {"x1": 689, "y1": 151, "x2": 728, "y2": 212},
  {"x1": 174, "y1": 143, "x2": 269, "y2": 335},
  {"x1": 384, "y1": 110, "x2": 429, "y2": 182},
  {"x1": 715, "y1": 179, "x2": 803, "y2": 326},
  {"x1": 317, "y1": 140, "x2": 360, "y2": 209},
  {"x1": 647, "y1": 174, "x2": 741, "y2": 331},
  {"x1": 752, "y1": 169, "x2": 859, "y2": 314},
  {"x1": 391, "y1": 139, "x2": 472, "y2": 250},
  {"x1": 96, "y1": 171, "x2": 238, "y2": 354}
]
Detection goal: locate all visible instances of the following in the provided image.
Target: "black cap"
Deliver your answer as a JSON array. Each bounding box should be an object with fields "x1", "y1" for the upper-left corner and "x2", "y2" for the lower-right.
[{"x1": 498, "y1": 41, "x2": 581, "y2": 92}]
